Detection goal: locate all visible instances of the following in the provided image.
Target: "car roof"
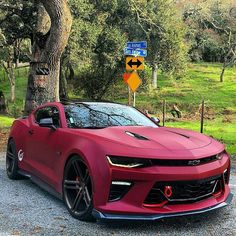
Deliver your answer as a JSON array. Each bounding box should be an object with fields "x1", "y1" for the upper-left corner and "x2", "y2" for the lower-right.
[{"x1": 60, "y1": 99, "x2": 128, "y2": 107}]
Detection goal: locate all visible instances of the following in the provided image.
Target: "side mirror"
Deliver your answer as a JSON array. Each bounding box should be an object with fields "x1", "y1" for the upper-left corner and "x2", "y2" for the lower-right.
[
  {"x1": 39, "y1": 118, "x2": 56, "y2": 131},
  {"x1": 150, "y1": 117, "x2": 160, "y2": 125}
]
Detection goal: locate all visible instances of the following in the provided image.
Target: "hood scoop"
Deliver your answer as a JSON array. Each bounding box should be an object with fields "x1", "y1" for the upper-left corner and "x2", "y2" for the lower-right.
[{"x1": 125, "y1": 131, "x2": 149, "y2": 141}]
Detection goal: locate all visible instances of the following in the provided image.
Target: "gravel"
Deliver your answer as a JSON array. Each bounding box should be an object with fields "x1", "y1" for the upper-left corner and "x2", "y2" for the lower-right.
[{"x1": 0, "y1": 152, "x2": 235, "y2": 236}]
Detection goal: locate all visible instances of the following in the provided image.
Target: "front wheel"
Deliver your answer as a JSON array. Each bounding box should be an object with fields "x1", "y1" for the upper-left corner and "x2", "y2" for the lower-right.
[
  {"x1": 6, "y1": 139, "x2": 21, "y2": 180},
  {"x1": 63, "y1": 156, "x2": 94, "y2": 221}
]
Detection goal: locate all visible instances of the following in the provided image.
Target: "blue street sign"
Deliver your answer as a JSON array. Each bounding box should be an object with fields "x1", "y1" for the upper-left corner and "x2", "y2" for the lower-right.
[
  {"x1": 126, "y1": 41, "x2": 147, "y2": 49},
  {"x1": 124, "y1": 47, "x2": 148, "y2": 57}
]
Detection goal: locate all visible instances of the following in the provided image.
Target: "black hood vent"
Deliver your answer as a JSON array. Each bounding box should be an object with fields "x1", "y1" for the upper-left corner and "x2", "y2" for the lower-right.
[
  {"x1": 125, "y1": 131, "x2": 149, "y2": 140},
  {"x1": 166, "y1": 130, "x2": 190, "y2": 139}
]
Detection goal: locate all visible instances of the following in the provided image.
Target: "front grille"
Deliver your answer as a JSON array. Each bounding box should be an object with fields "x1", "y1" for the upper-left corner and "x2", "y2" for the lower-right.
[
  {"x1": 144, "y1": 175, "x2": 223, "y2": 205},
  {"x1": 150, "y1": 155, "x2": 218, "y2": 166},
  {"x1": 144, "y1": 188, "x2": 167, "y2": 205}
]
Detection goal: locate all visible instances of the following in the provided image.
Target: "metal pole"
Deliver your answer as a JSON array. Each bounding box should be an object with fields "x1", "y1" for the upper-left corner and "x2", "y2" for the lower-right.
[
  {"x1": 163, "y1": 99, "x2": 166, "y2": 126},
  {"x1": 133, "y1": 92, "x2": 136, "y2": 107},
  {"x1": 128, "y1": 87, "x2": 131, "y2": 106},
  {"x1": 200, "y1": 100, "x2": 205, "y2": 133}
]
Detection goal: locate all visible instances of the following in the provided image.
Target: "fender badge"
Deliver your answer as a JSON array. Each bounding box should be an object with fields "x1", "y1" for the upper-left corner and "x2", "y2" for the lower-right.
[{"x1": 18, "y1": 149, "x2": 24, "y2": 162}]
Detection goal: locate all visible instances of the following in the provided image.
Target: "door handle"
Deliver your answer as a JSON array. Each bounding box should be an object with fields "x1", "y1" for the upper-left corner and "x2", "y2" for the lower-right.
[{"x1": 28, "y1": 129, "x2": 34, "y2": 135}]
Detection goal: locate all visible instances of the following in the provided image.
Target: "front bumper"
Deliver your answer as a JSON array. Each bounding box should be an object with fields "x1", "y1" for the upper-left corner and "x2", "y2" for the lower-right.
[{"x1": 93, "y1": 192, "x2": 233, "y2": 221}]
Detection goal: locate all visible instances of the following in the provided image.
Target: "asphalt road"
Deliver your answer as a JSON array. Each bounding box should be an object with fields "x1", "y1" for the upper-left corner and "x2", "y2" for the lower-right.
[{"x1": 0, "y1": 152, "x2": 235, "y2": 236}]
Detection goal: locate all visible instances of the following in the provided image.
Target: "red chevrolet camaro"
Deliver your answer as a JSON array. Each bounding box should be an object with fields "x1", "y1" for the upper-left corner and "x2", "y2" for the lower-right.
[{"x1": 6, "y1": 101, "x2": 233, "y2": 221}]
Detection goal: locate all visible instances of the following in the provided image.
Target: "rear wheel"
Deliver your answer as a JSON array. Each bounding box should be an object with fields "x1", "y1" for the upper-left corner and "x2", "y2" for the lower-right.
[
  {"x1": 63, "y1": 156, "x2": 94, "y2": 221},
  {"x1": 6, "y1": 139, "x2": 21, "y2": 180}
]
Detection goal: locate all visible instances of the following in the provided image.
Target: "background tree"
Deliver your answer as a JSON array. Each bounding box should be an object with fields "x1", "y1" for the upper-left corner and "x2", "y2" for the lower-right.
[
  {"x1": 182, "y1": 0, "x2": 236, "y2": 81},
  {"x1": 127, "y1": 0, "x2": 188, "y2": 89},
  {"x1": 0, "y1": 0, "x2": 36, "y2": 102},
  {"x1": 62, "y1": 0, "x2": 187, "y2": 99}
]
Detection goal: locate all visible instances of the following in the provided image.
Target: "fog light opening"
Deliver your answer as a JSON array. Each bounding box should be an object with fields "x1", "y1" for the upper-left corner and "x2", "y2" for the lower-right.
[{"x1": 108, "y1": 181, "x2": 132, "y2": 202}]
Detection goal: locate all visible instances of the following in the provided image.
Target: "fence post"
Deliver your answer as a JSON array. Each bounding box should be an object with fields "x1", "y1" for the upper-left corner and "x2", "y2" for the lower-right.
[
  {"x1": 200, "y1": 100, "x2": 205, "y2": 133},
  {"x1": 162, "y1": 99, "x2": 166, "y2": 126}
]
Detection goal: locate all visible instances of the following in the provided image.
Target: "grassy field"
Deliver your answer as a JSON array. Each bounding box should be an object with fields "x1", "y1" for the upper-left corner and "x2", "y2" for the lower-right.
[
  {"x1": 0, "y1": 115, "x2": 14, "y2": 128},
  {"x1": 0, "y1": 63, "x2": 235, "y2": 155},
  {"x1": 0, "y1": 67, "x2": 28, "y2": 117},
  {"x1": 168, "y1": 119, "x2": 235, "y2": 155},
  {"x1": 111, "y1": 63, "x2": 236, "y2": 113}
]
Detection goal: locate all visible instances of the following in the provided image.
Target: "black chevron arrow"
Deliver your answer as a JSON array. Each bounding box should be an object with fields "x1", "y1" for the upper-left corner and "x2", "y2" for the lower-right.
[{"x1": 127, "y1": 59, "x2": 142, "y2": 68}]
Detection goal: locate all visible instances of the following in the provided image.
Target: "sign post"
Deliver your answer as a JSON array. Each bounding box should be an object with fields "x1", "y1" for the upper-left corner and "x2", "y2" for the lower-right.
[
  {"x1": 133, "y1": 92, "x2": 136, "y2": 107},
  {"x1": 123, "y1": 41, "x2": 147, "y2": 107}
]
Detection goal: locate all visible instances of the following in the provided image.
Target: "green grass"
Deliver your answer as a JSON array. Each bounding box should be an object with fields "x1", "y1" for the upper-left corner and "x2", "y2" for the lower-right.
[
  {"x1": 110, "y1": 63, "x2": 236, "y2": 114},
  {"x1": 0, "y1": 115, "x2": 14, "y2": 128},
  {"x1": 167, "y1": 119, "x2": 236, "y2": 155},
  {"x1": 0, "y1": 67, "x2": 28, "y2": 117}
]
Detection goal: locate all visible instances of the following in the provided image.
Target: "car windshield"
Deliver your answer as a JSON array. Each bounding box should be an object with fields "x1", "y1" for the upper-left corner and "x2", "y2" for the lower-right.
[{"x1": 64, "y1": 103, "x2": 157, "y2": 129}]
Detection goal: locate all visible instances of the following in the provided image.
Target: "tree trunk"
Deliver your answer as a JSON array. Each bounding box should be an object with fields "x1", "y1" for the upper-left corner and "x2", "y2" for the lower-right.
[
  {"x1": 68, "y1": 63, "x2": 75, "y2": 80},
  {"x1": 9, "y1": 67, "x2": 16, "y2": 102},
  {"x1": 152, "y1": 64, "x2": 158, "y2": 89},
  {"x1": 24, "y1": 0, "x2": 72, "y2": 114},
  {"x1": 14, "y1": 39, "x2": 21, "y2": 68},
  {"x1": 220, "y1": 64, "x2": 226, "y2": 82},
  {"x1": 0, "y1": 91, "x2": 7, "y2": 113},
  {"x1": 10, "y1": 81, "x2": 15, "y2": 102},
  {"x1": 59, "y1": 61, "x2": 68, "y2": 99},
  {"x1": 1, "y1": 62, "x2": 16, "y2": 102}
]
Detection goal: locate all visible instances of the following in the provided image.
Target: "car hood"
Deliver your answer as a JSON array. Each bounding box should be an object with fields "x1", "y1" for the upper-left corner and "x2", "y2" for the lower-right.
[{"x1": 78, "y1": 126, "x2": 212, "y2": 151}]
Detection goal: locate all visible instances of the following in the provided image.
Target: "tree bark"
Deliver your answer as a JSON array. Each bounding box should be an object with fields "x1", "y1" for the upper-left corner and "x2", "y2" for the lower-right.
[
  {"x1": 1, "y1": 62, "x2": 16, "y2": 102},
  {"x1": 67, "y1": 63, "x2": 74, "y2": 80},
  {"x1": 10, "y1": 81, "x2": 15, "y2": 102},
  {"x1": 220, "y1": 64, "x2": 226, "y2": 82},
  {"x1": 0, "y1": 91, "x2": 7, "y2": 113},
  {"x1": 59, "y1": 61, "x2": 68, "y2": 99},
  {"x1": 152, "y1": 64, "x2": 158, "y2": 89},
  {"x1": 24, "y1": 0, "x2": 72, "y2": 114}
]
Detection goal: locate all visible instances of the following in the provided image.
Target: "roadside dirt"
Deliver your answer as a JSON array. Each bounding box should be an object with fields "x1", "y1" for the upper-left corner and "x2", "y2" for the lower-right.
[{"x1": 0, "y1": 128, "x2": 9, "y2": 152}]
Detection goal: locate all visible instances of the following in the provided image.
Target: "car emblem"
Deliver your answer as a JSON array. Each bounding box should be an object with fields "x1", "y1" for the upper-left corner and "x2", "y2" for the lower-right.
[
  {"x1": 18, "y1": 149, "x2": 24, "y2": 162},
  {"x1": 188, "y1": 160, "x2": 200, "y2": 166}
]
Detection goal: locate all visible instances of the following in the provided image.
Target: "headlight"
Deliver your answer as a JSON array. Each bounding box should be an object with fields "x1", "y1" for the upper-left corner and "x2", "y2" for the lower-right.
[
  {"x1": 107, "y1": 156, "x2": 151, "y2": 168},
  {"x1": 216, "y1": 151, "x2": 225, "y2": 160}
]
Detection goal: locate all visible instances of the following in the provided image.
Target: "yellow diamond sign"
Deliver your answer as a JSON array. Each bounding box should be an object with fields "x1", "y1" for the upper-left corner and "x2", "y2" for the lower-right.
[{"x1": 127, "y1": 71, "x2": 142, "y2": 93}]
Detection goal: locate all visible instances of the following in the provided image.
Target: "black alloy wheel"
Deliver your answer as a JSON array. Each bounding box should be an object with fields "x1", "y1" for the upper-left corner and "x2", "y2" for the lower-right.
[
  {"x1": 63, "y1": 156, "x2": 94, "y2": 221},
  {"x1": 6, "y1": 139, "x2": 21, "y2": 179}
]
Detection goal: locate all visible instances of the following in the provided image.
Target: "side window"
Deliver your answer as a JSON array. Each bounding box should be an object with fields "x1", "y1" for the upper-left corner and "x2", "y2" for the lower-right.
[{"x1": 35, "y1": 107, "x2": 61, "y2": 128}]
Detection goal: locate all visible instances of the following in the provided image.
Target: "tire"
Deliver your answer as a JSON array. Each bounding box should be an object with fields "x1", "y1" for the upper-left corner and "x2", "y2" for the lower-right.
[
  {"x1": 62, "y1": 156, "x2": 95, "y2": 221},
  {"x1": 6, "y1": 139, "x2": 21, "y2": 180}
]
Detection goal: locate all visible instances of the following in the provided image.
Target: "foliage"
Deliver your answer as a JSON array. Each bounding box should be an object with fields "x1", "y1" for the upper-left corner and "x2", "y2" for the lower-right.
[
  {"x1": 181, "y1": 0, "x2": 236, "y2": 65},
  {"x1": 65, "y1": 0, "x2": 188, "y2": 98},
  {"x1": 127, "y1": 0, "x2": 188, "y2": 78},
  {"x1": 0, "y1": 0, "x2": 36, "y2": 63}
]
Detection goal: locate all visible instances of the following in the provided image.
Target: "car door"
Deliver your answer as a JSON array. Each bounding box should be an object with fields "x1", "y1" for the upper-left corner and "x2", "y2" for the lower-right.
[{"x1": 26, "y1": 106, "x2": 63, "y2": 187}]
